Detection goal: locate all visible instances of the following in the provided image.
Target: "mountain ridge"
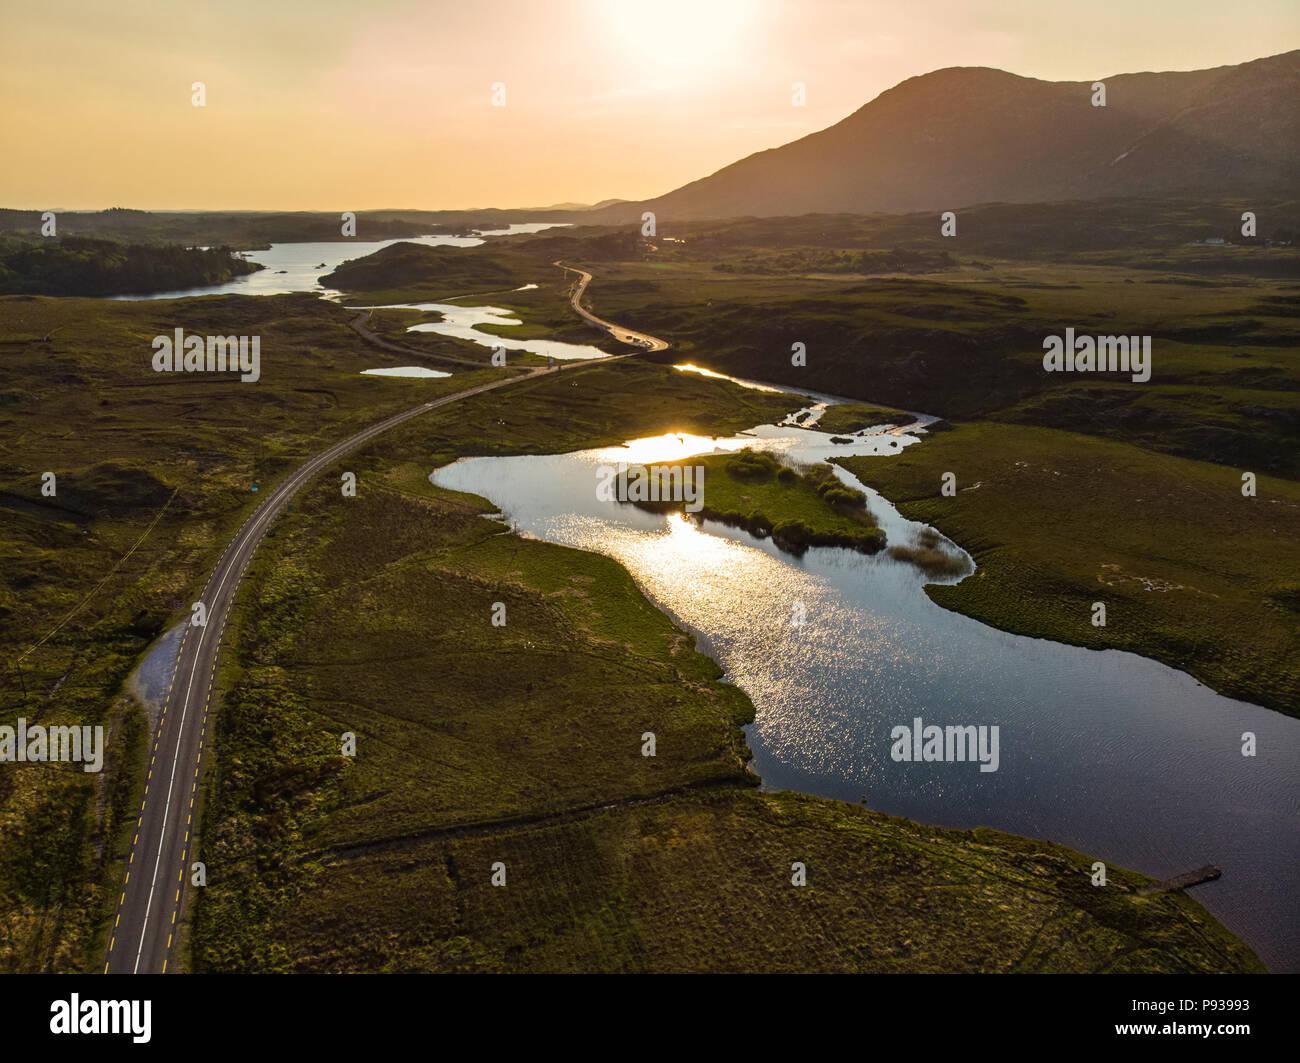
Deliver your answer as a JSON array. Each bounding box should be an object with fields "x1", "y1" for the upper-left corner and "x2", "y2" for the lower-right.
[{"x1": 587, "y1": 50, "x2": 1300, "y2": 223}]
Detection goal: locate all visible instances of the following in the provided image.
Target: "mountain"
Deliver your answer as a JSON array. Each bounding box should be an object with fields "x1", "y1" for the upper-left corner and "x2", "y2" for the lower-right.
[
  {"x1": 530, "y1": 198, "x2": 630, "y2": 211},
  {"x1": 590, "y1": 50, "x2": 1300, "y2": 223}
]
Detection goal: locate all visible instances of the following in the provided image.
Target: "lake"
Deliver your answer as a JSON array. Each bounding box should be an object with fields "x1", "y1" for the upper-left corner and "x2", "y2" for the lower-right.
[
  {"x1": 430, "y1": 384, "x2": 1300, "y2": 972},
  {"x1": 111, "y1": 223, "x2": 567, "y2": 301},
  {"x1": 354, "y1": 300, "x2": 611, "y2": 361},
  {"x1": 361, "y1": 366, "x2": 451, "y2": 378}
]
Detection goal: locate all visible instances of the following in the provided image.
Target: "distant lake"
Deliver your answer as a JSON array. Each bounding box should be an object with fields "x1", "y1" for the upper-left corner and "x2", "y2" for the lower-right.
[
  {"x1": 355, "y1": 300, "x2": 611, "y2": 361},
  {"x1": 360, "y1": 366, "x2": 451, "y2": 378},
  {"x1": 431, "y1": 385, "x2": 1300, "y2": 973},
  {"x1": 111, "y1": 223, "x2": 567, "y2": 301}
]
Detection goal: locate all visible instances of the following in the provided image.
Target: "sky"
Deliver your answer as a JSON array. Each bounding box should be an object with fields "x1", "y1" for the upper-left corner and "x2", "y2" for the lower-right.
[{"x1": 3, "y1": 0, "x2": 1297, "y2": 210}]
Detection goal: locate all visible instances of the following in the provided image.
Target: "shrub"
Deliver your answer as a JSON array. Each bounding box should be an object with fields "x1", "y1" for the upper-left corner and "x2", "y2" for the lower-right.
[
  {"x1": 726, "y1": 448, "x2": 779, "y2": 483},
  {"x1": 819, "y1": 482, "x2": 867, "y2": 509},
  {"x1": 888, "y1": 544, "x2": 970, "y2": 577},
  {"x1": 771, "y1": 519, "x2": 812, "y2": 551}
]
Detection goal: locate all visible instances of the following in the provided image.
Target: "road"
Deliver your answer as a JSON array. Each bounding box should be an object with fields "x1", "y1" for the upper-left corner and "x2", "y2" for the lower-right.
[
  {"x1": 105, "y1": 266, "x2": 666, "y2": 973},
  {"x1": 349, "y1": 310, "x2": 488, "y2": 369},
  {"x1": 556, "y1": 261, "x2": 671, "y2": 352}
]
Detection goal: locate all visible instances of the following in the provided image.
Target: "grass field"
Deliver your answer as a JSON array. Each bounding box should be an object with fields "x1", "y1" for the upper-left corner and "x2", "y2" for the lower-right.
[
  {"x1": 0, "y1": 292, "x2": 507, "y2": 971},
  {"x1": 0, "y1": 289, "x2": 796, "y2": 972},
  {"x1": 323, "y1": 212, "x2": 1300, "y2": 479},
  {"x1": 597, "y1": 262, "x2": 1300, "y2": 479},
  {"x1": 212, "y1": 788, "x2": 1262, "y2": 973},
  {"x1": 815, "y1": 402, "x2": 914, "y2": 433}
]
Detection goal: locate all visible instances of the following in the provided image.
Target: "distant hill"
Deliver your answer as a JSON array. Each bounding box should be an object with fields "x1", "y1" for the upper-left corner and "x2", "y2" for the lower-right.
[
  {"x1": 590, "y1": 50, "x2": 1300, "y2": 223},
  {"x1": 0, "y1": 208, "x2": 583, "y2": 247},
  {"x1": 528, "y1": 199, "x2": 629, "y2": 212},
  {"x1": 321, "y1": 241, "x2": 526, "y2": 291}
]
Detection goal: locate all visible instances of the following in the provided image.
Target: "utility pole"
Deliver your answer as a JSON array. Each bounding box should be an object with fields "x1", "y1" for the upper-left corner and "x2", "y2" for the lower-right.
[{"x1": 9, "y1": 658, "x2": 29, "y2": 702}]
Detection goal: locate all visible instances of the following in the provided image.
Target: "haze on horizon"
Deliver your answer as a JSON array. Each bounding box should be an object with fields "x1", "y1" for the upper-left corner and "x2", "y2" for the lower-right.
[{"x1": 3, "y1": 0, "x2": 1298, "y2": 212}]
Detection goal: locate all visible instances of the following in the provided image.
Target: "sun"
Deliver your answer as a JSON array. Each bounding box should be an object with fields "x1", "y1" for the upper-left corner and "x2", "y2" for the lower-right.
[{"x1": 595, "y1": 0, "x2": 757, "y2": 79}]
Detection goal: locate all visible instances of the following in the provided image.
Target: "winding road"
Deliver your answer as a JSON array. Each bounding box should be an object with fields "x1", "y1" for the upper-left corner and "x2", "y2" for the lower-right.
[
  {"x1": 556, "y1": 261, "x2": 671, "y2": 351},
  {"x1": 104, "y1": 265, "x2": 667, "y2": 974}
]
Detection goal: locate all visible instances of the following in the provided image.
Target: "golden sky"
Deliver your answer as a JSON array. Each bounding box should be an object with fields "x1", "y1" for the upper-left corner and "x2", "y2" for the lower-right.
[{"x1": 3, "y1": 0, "x2": 1297, "y2": 210}]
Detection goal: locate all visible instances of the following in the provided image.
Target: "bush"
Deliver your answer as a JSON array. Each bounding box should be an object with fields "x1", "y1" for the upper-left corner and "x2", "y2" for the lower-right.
[
  {"x1": 726, "y1": 448, "x2": 780, "y2": 483},
  {"x1": 771, "y1": 519, "x2": 812, "y2": 551},
  {"x1": 888, "y1": 544, "x2": 970, "y2": 577}
]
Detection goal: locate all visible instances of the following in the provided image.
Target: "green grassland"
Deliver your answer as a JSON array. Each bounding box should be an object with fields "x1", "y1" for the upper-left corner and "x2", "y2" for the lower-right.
[
  {"x1": 838, "y1": 422, "x2": 1300, "y2": 715},
  {"x1": 0, "y1": 289, "x2": 796, "y2": 972},
  {"x1": 0, "y1": 291, "x2": 500, "y2": 705},
  {"x1": 189, "y1": 423, "x2": 1261, "y2": 973},
  {"x1": 375, "y1": 359, "x2": 800, "y2": 468},
  {"x1": 648, "y1": 199, "x2": 1299, "y2": 268},
  {"x1": 323, "y1": 242, "x2": 556, "y2": 305},
  {"x1": 815, "y1": 402, "x2": 913, "y2": 433},
  {"x1": 592, "y1": 263, "x2": 1300, "y2": 478},
  {"x1": 215, "y1": 788, "x2": 1264, "y2": 973},
  {"x1": 0, "y1": 291, "x2": 513, "y2": 971},
  {"x1": 324, "y1": 208, "x2": 1300, "y2": 480}
]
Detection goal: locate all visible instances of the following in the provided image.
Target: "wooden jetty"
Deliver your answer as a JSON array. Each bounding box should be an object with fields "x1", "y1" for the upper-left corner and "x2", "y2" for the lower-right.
[{"x1": 1136, "y1": 865, "x2": 1222, "y2": 896}]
